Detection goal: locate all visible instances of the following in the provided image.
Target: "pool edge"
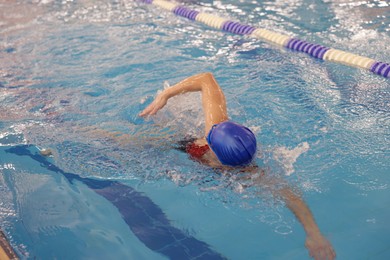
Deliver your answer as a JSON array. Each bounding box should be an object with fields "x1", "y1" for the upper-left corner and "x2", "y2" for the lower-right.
[{"x1": 0, "y1": 229, "x2": 18, "y2": 260}]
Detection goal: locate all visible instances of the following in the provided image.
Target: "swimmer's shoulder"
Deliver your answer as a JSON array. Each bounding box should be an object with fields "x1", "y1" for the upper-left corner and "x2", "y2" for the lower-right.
[{"x1": 194, "y1": 137, "x2": 208, "y2": 146}]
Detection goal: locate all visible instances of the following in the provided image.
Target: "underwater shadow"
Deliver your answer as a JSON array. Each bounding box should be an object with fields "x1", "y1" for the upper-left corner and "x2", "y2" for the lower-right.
[{"x1": 6, "y1": 145, "x2": 226, "y2": 260}]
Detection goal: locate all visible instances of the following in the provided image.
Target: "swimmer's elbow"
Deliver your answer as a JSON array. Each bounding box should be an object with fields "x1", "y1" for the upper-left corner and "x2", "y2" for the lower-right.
[
  {"x1": 194, "y1": 73, "x2": 221, "y2": 93},
  {"x1": 198, "y1": 72, "x2": 220, "y2": 90},
  {"x1": 199, "y1": 72, "x2": 215, "y2": 81}
]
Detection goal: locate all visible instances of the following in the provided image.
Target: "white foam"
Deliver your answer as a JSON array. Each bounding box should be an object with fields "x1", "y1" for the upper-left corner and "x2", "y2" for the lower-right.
[
  {"x1": 152, "y1": 91, "x2": 204, "y2": 137},
  {"x1": 273, "y1": 142, "x2": 310, "y2": 176}
]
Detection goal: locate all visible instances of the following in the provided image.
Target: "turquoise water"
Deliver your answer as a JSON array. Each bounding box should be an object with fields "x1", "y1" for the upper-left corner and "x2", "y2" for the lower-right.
[{"x1": 1, "y1": 0, "x2": 389, "y2": 259}]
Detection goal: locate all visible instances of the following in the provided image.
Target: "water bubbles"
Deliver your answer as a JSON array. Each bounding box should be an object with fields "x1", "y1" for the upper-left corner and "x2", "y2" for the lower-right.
[
  {"x1": 274, "y1": 223, "x2": 293, "y2": 235},
  {"x1": 259, "y1": 211, "x2": 283, "y2": 225},
  {"x1": 343, "y1": 177, "x2": 388, "y2": 192}
]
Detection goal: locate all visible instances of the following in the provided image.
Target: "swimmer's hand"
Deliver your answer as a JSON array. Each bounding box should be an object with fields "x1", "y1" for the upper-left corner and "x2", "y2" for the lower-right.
[
  {"x1": 305, "y1": 233, "x2": 336, "y2": 260},
  {"x1": 139, "y1": 92, "x2": 168, "y2": 117}
]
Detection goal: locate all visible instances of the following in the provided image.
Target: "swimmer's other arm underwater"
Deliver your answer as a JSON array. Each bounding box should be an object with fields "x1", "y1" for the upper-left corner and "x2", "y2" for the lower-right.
[{"x1": 140, "y1": 72, "x2": 336, "y2": 260}]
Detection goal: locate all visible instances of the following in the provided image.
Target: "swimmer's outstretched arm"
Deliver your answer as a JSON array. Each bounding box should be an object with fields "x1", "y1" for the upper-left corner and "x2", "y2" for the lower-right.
[
  {"x1": 252, "y1": 173, "x2": 335, "y2": 259},
  {"x1": 277, "y1": 186, "x2": 336, "y2": 260},
  {"x1": 139, "y1": 72, "x2": 228, "y2": 135}
]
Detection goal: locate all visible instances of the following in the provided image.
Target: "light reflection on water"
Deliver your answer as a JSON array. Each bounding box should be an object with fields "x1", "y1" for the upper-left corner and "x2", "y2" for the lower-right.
[
  {"x1": 0, "y1": 0, "x2": 388, "y2": 194},
  {"x1": 0, "y1": 0, "x2": 389, "y2": 259}
]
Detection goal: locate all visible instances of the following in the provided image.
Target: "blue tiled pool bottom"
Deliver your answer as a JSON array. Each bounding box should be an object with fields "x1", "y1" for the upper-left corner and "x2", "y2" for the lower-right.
[{"x1": 1, "y1": 145, "x2": 228, "y2": 259}]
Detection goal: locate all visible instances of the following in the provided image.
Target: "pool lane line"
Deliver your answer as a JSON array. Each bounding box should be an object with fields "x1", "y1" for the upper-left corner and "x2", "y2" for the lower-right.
[
  {"x1": 5, "y1": 145, "x2": 227, "y2": 260},
  {"x1": 0, "y1": 229, "x2": 18, "y2": 260},
  {"x1": 138, "y1": 0, "x2": 390, "y2": 79}
]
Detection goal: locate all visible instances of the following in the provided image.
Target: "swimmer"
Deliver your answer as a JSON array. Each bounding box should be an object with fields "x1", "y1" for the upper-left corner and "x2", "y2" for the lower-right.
[{"x1": 140, "y1": 72, "x2": 336, "y2": 260}]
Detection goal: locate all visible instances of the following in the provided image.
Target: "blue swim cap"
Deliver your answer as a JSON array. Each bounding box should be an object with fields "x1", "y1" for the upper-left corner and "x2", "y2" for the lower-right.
[{"x1": 206, "y1": 121, "x2": 257, "y2": 166}]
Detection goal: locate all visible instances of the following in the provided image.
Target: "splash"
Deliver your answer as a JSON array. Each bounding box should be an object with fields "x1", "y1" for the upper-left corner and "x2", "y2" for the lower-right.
[
  {"x1": 273, "y1": 142, "x2": 310, "y2": 176},
  {"x1": 150, "y1": 86, "x2": 205, "y2": 138}
]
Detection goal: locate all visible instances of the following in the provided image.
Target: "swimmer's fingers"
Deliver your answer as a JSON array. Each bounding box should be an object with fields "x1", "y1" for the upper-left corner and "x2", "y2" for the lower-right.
[
  {"x1": 139, "y1": 102, "x2": 155, "y2": 117},
  {"x1": 139, "y1": 102, "x2": 159, "y2": 116},
  {"x1": 139, "y1": 93, "x2": 168, "y2": 117},
  {"x1": 328, "y1": 244, "x2": 336, "y2": 260}
]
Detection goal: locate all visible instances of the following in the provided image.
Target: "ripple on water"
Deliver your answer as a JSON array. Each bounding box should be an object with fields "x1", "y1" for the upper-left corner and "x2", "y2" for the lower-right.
[{"x1": 0, "y1": 2, "x2": 389, "y2": 258}]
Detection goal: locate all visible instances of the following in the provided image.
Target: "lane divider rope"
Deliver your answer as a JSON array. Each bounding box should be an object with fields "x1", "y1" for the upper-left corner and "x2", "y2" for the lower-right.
[{"x1": 139, "y1": 0, "x2": 390, "y2": 78}]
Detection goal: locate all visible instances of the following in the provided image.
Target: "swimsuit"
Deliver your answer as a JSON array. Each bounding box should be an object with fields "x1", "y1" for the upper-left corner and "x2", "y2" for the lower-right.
[
  {"x1": 186, "y1": 142, "x2": 210, "y2": 159},
  {"x1": 175, "y1": 138, "x2": 210, "y2": 160}
]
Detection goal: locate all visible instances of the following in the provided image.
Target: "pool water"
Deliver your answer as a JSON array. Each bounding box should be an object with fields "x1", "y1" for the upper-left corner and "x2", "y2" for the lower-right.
[{"x1": 1, "y1": 0, "x2": 389, "y2": 259}]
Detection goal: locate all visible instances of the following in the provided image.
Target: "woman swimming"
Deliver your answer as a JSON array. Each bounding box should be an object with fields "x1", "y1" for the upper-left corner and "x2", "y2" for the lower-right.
[{"x1": 140, "y1": 72, "x2": 336, "y2": 260}]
